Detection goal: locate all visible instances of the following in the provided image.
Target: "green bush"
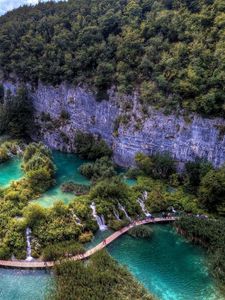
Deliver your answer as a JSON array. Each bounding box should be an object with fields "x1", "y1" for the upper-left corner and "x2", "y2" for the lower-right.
[
  {"x1": 108, "y1": 219, "x2": 129, "y2": 231},
  {"x1": 128, "y1": 225, "x2": 153, "y2": 239},
  {"x1": 0, "y1": 87, "x2": 33, "y2": 138},
  {"x1": 199, "y1": 166, "x2": 225, "y2": 213},
  {"x1": 135, "y1": 152, "x2": 176, "y2": 179},
  {"x1": 78, "y1": 231, "x2": 93, "y2": 243},
  {"x1": 42, "y1": 241, "x2": 85, "y2": 261},
  {"x1": 60, "y1": 182, "x2": 90, "y2": 195},
  {"x1": 79, "y1": 156, "x2": 116, "y2": 181},
  {"x1": 74, "y1": 131, "x2": 112, "y2": 160},
  {"x1": 49, "y1": 250, "x2": 154, "y2": 300}
]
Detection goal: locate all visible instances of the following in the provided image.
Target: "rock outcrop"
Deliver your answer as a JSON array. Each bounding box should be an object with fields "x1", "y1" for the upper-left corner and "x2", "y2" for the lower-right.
[{"x1": 2, "y1": 81, "x2": 225, "y2": 167}]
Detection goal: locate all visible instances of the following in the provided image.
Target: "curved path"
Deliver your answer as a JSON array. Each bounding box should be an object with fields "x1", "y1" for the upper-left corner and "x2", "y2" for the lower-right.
[{"x1": 0, "y1": 217, "x2": 175, "y2": 269}]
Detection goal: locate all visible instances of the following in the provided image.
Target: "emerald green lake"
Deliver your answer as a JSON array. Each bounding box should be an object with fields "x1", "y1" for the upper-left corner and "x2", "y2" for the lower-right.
[
  {"x1": 0, "y1": 158, "x2": 23, "y2": 188},
  {"x1": 34, "y1": 151, "x2": 90, "y2": 207},
  {"x1": 108, "y1": 224, "x2": 224, "y2": 300},
  {"x1": 0, "y1": 269, "x2": 51, "y2": 300}
]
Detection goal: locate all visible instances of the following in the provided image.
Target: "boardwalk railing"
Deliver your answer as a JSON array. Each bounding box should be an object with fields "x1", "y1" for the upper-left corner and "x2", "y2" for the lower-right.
[{"x1": 0, "y1": 217, "x2": 175, "y2": 269}]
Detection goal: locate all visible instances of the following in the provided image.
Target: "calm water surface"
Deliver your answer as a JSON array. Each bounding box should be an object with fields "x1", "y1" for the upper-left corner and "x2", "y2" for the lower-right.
[
  {"x1": 0, "y1": 158, "x2": 23, "y2": 187},
  {"x1": 34, "y1": 151, "x2": 90, "y2": 207},
  {"x1": 0, "y1": 269, "x2": 52, "y2": 300},
  {"x1": 108, "y1": 225, "x2": 224, "y2": 300}
]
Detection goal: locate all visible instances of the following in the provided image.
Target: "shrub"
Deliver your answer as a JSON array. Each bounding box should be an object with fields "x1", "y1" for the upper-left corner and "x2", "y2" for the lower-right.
[
  {"x1": 0, "y1": 87, "x2": 33, "y2": 138},
  {"x1": 135, "y1": 152, "x2": 176, "y2": 179},
  {"x1": 128, "y1": 225, "x2": 153, "y2": 239},
  {"x1": 61, "y1": 182, "x2": 90, "y2": 195},
  {"x1": 78, "y1": 231, "x2": 93, "y2": 243},
  {"x1": 42, "y1": 241, "x2": 85, "y2": 261},
  {"x1": 0, "y1": 244, "x2": 10, "y2": 259},
  {"x1": 74, "y1": 131, "x2": 112, "y2": 160},
  {"x1": 50, "y1": 250, "x2": 154, "y2": 299},
  {"x1": 199, "y1": 166, "x2": 225, "y2": 213},
  {"x1": 23, "y1": 204, "x2": 47, "y2": 227},
  {"x1": 108, "y1": 219, "x2": 129, "y2": 231},
  {"x1": 79, "y1": 156, "x2": 116, "y2": 181}
]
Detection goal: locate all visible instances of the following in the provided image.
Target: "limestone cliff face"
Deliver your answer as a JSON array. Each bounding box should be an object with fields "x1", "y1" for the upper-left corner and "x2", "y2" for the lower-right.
[{"x1": 2, "y1": 81, "x2": 225, "y2": 167}]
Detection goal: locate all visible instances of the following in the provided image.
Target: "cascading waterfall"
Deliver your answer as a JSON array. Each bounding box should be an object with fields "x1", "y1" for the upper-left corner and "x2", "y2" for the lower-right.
[
  {"x1": 113, "y1": 209, "x2": 121, "y2": 220},
  {"x1": 137, "y1": 191, "x2": 151, "y2": 217},
  {"x1": 90, "y1": 202, "x2": 107, "y2": 231},
  {"x1": 118, "y1": 203, "x2": 131, "y2": 221},
  {"x1": 137, "y1": 197, "x2": 151, "y2": 217},
  {"x1": 25, "y1": 227, "x2": 33, "y2": 261}
]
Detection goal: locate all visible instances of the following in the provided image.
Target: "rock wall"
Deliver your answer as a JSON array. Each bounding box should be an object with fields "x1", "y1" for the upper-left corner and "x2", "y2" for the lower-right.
[{"x1": 2, "y1": 81, "x2": 225, "y2": 167}]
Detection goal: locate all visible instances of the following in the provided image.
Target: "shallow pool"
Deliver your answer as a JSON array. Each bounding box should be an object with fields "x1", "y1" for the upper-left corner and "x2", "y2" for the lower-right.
[
  {"x1": 0, "y1": 158, "x2": 23, "y2": 188},
  {"x1": 0, "y1": 269, "x2": 52, "y2": 300},
  {"x1": 34, "y1": 151, "x2": 90, "y2": 207}
]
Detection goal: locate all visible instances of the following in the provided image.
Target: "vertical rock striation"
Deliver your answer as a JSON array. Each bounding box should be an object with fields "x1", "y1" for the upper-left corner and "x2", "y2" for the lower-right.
[{"x1": 2, "y1": 81, "x2": 225, "y2": 167}]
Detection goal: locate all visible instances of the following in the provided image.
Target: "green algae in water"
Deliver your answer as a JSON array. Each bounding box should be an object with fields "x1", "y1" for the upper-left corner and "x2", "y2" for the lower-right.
[
  {"x1": 0, "y1": 269, "x2": 52, "y2": 300},
  {"x1": 0, "y1": 158, "x2": 23, "y2": 187},
  {"x1": 108, "y1": 224, "x2": 224, "y2": 300},
  {"x1": 34, "y1": 151, "x2": 90, "y2": 207}
]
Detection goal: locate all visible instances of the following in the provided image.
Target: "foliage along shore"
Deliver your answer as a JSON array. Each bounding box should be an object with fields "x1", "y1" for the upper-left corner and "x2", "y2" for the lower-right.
[
  {"x1": 175, "y1": 216, "x2": 225, "y2": 291},
  {"x1": 48, "y1": 250, "x2": 155, "y2": 300}
]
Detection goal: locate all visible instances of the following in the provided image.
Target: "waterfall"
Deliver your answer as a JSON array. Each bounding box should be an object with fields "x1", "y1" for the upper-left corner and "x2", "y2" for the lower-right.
[
  {"x1": 90, "y1": 202, "x2": 107, "y2": 231},
  {"x1": 113, "y1": 209, "x2": 121, "y2": 220},
  {"x1": 137, "y1": 191, "x2": 151, "y2": 217},
  {"x1": 70, "y1": 209, "x2": 82, "y2": 225},
  {"x1": 137, "y1": 197, "x2": 151, "y2": 217},
  {"x1": 118, "y1": 203, "x2": 131, "y2": 221},
  {"x1": 25, "y1": 227, "x2": 33, "y2": 261}
]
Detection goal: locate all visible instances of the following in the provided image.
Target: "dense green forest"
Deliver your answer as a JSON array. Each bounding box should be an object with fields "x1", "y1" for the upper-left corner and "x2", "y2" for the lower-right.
[{"x1": 0, "y1": 0, "x2": 225, "y2": 116}]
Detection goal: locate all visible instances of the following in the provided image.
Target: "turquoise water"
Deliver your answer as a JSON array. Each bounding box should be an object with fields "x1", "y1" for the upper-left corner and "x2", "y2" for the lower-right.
[
  {"x1": 0, "y1": 158, "x2": 23, "y2": 188},
  {"x1": 34, "y1": 151, "x2": 90, "y2": 207},
  {"x1": 0, "y1": 269, "x2": 52, "y2": 300},
  {"x1": 108, "y1": 224, "x2": 224, "y2": 300},
  {"x1": 0, "y1": 225, "x2": 223, "y2": 300},
  {"x1": 0, "y1": 150, "x2": 133, "y2": 207},
  {"x1": 35, "y1": 151, "x2": 134, "y2": 207}
]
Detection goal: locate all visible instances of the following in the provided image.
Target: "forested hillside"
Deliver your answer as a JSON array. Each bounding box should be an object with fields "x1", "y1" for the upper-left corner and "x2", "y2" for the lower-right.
[{"x1": 0, "y1": 0, "x2": 225, "y2": 116}]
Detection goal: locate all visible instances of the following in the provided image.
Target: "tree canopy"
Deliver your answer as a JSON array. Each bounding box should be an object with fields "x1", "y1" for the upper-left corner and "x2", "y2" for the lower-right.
[{"x1": 0, "y1": 0, "x2": 225, "y2": 116}]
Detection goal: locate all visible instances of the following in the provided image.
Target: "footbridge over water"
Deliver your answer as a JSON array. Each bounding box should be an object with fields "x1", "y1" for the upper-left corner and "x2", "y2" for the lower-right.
[{"x1": 0, "y1": 217, "x2": 176, "y2": 269}]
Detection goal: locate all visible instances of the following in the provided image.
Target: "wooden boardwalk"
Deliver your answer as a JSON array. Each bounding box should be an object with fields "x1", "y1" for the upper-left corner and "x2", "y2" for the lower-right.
[{"x1": 0, "y1": 217, "x2": 175, "y2": 269}]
